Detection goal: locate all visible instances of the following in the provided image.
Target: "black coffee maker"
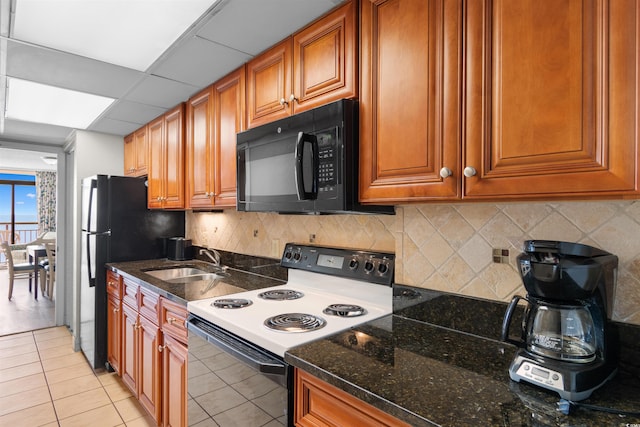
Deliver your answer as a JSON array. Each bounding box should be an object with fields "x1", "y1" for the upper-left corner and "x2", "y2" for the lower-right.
[{"x1": 501, "y1": 240, "x2": 618, "y2": 401}]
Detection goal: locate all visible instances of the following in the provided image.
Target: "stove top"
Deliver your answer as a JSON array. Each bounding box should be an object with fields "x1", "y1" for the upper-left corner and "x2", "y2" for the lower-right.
[{"x1": 188, "y1": 244, "x2": 395, "y2": 357}]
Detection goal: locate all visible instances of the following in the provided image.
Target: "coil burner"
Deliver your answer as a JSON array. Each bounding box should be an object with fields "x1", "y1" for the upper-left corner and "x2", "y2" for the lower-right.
[
  {"x1": 211, "y1": 298, "x2": 253, "y2": 309},
  {"x1": 258, "y1": 289, "x2": 304, "y2": 301},
  {"x1": 323, "y1": 304, "x2": 367, "y2": 317},
  {"x1": 264, "y1": 313, "x2": 326, "y2": 332}
]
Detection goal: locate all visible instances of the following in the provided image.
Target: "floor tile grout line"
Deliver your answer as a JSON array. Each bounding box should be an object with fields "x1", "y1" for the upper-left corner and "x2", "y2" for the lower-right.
[{"x1": 35, "y1": 330, "x2": 63, "y2": 425}]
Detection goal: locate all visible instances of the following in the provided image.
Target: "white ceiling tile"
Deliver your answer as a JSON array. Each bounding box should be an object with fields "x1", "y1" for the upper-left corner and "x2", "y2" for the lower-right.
[
  {"x1": 89, "y1": 118, "x2": 139, "y2": 136},
  {"x1": 124, "y1": 76, "x2": 199, "y2": 109},
  {"x1": 197, "y1": 0, "x2": 338, "y2": 55},
  {"x1": 2, "y1": 119, "x2": 73, "y2": 144},
  {"x1": 153, "y1": 36, "x2": 251, "y2": 88},
  {"x1": 12, "y1": 0, "x2": 219, "y2": 71},
  {"x1": 103, "y1": 100, "x2": 167, "y2": 125},
  {"x1": 7, "y1": 41, "x2": 143, "y2": 98}
]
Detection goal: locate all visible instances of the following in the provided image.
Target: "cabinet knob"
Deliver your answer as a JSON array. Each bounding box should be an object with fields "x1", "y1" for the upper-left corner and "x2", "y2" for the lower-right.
[
  {"x1": 463, "y1": 166, "x2": 477, "y2": 177},
  {"x1": 167, "y1": 317, "x2": 177, "y2": 324},
  {"x1": 439, "y1": 167, "x2": 453, "y2": 179},
  {"x1": 113, "y1": 307, "x2": 119, "y2": 313},
  {"x1": 279, "y1": 98, "x2": 289, "y2": 106},
  {"x1": 289, "y1": 93, "x2": 297, "y2": 103},
  {"x1": 158, "y1": 345, "x2": 165, "y2": 353}
]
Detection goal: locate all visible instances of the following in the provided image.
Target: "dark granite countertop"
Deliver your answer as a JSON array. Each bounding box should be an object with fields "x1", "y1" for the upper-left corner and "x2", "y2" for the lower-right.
[
  {"x1": 285, "y1": 286, "x2": 640, "y2": 427},
  {"x1": 106, "y1": 249, "x2": 286, "y2": 305}
]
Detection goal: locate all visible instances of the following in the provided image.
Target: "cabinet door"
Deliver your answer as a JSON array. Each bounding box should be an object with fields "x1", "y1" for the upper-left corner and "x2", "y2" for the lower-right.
[
  {"x1": 121, "y1": 302, "x2": 138, "y2": 393},
  {"x1": 359, "y1": 0, "x2": 462, "y2": 203},
  {"x1": 134, "y1": 126, "x2": 149, "y2": 176},
  {"x1": 214, "y1": 67, "x2": 245, "y2": 207},
  {"x1": 147, "y1": 116, "x2": 165, "y2": 209},
  {"x1": 163, "y1": 104, "x2": 186, "y2": 209},
  {"x1": 292, "y1": 0, "x2": 357, "y2": 113},
  {"x1": 138, "y1": 316, "x2": 162, "y2": 423},
  {"x1": 246, "y1": 38, "x2": 292, "y2": 128},
  {"x1": 162, "y1": 334, "x2": 187, "y2": 427},
  {"x1": 124, "y1": 133, "x2": 136, "y2": 176},
  {"x1": 295, "y1": 369, "x2": 410, "y2": 427},
  {"x1": 186, "y1": 87, "x2": 215, "y2": 209},
  {"x1": 464, "y1": 0, "x2": 639, "y2": 199},
  {"x1": 107, "y1": 294, "x2": 122, "y2": 375}
]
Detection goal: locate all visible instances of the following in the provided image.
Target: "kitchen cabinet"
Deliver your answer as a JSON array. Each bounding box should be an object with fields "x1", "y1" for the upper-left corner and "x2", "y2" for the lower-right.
[
  {"x1": 186, "y1": 67, "x2": 245, "y2": 209},
  {"x1": 159, "y1": 298, "x2": 188, "y2": 427},
  {"x1": 148, "y1": 104, "x2": 186, "y2": 209},
  {"x1": 294, "y1": 369, "x2": 410, "y2": 427},
  {"x1": 246, "y1": 0, "x2": 356, "y2": 128},
  {"x1": 359, "y1": 0, "x2": 640, "y2": 203},
  {"x1": 106, "y1": 270, "x2": 122, "y2": 374},
  {"x1": 124, "y1": 126, "x2": 149, "y2": 177},
  {"x1": 119, "y1": 279, "x2": 162, "y2": 423}
]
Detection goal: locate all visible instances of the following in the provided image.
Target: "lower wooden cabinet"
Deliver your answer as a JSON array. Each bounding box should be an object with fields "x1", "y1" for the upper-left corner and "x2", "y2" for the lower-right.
[
  {"x1": 108, "y1": 270, "x2": 188, "y2": 427},
  {"x1": 294, "y1": 369, "x2": 410, "y2": 427},
  {"x1": 161, "y1": 334, "x2": 188, "y2": 427}
]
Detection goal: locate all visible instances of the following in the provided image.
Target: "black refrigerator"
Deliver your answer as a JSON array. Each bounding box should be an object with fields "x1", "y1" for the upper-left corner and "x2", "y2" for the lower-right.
[{"x1": 80, "y1": 175, "x2": 185, "y2": 370}]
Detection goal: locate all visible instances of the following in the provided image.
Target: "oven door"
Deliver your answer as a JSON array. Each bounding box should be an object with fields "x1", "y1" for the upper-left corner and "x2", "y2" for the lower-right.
[{"x1": 187, "y1": 315, "x2": 292, "y2": 426}]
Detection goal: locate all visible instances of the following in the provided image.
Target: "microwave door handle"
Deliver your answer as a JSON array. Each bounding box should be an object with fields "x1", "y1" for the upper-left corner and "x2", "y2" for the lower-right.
[{"x1": 295, "y1": 132, "x2": 318, "y2": 200}]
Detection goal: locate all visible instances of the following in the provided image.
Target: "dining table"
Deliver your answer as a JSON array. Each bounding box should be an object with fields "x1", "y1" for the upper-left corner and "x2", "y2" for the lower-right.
[{"x1": 27, "y1": 244, "x2": 46, "y2": 299}]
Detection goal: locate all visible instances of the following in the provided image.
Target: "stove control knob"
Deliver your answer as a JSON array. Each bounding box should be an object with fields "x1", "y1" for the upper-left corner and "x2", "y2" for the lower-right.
[
  {"x1": 284, "y1": 251, "x2": 293, "y2": 261},
  {"x1": 364, "y1": 260, "x2": 374, "y2": 273},
  {"x1": 378, "y1": 262, "x2": 389, "y2": 275},
  {"x1": 348, "y1": 258, "x2": 359, "y2": 270},
  {"x1": 293, "y1": 252, "x2": 302, "y2": 262}
]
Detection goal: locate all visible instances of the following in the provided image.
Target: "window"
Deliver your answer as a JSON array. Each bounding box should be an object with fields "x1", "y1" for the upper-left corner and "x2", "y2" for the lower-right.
[{"x1": 0, "y1": 173, "x2": 38, "y2": 244}]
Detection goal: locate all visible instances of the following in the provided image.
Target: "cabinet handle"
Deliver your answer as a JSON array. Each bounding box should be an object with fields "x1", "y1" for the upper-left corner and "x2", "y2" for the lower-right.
[
  {"x1": 439, "y1": 167, "x2": 452, "y2": 179},
  {"x1": 289, "y1": 93, "x2": 297, "y2": 103},
  {"x1": 463, "y1": 166, "x2": 477, "y2": 178},
  {"x1": 279, "y1": 98, "x2": 289, "y2": 106},
  {"x1": 158, "y1": 345, "x2": 165, "y2": 353}
]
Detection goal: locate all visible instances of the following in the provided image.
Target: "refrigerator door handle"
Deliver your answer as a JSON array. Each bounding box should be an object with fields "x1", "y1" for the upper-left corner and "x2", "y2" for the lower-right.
[{"x1": 87, "y1": 230, "x2": 111, "y2": 236}]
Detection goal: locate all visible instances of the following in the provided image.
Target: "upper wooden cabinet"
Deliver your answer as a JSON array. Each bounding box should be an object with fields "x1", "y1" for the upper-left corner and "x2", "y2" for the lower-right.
[
  {"x1": 359, "y1": 0, "x2": 461, "y2": 203},
  {"x1": 246, "y1": 0, "x2": 357, "y2": 128},
  {"x1": 148, "y1": 104, "x2": 186, "y2": 209},
  {"x1": 124, "y1": 126, "x2": 148, "y2": 177},
  {"x1": 186, "y1": 67, "x2": 245, "y2": 209},
  {"x1": 359, "y1": 0, "x2": 639, "y2": 203}
]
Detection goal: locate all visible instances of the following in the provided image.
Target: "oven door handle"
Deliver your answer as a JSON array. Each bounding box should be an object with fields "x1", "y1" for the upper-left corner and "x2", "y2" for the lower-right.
[{"x1": 187, "y1": 317, "x2": 286, "y2": 376}]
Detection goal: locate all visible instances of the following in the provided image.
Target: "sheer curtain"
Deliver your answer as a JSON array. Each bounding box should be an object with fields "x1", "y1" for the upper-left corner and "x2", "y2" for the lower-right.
[{"x1": 36, "y1": 171, "x2": 57, "y2": 233}]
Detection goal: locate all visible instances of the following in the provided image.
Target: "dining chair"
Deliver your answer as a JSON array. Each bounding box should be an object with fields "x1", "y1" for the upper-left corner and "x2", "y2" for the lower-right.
[
  {"x1": 40, "y1": 242, "x2": 56, "y2": 298},
  {"x1": 0, "y1": 241, "x2": 35, "y2": 300}
]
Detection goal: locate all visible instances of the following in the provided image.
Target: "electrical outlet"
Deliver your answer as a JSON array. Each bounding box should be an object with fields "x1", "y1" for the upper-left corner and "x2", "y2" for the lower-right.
[
  {"x1": 492, "y1": 248, "x2": 509, "y2": 263},
  {"x1": 253, "y1": 229, "x2": 258, "y2": 237},
  {"x1": 309, "y1": 234, "x2": 316, "y2": 243}
]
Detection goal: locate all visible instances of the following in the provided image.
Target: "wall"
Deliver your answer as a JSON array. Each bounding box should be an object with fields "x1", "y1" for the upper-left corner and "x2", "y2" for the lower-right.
[
  {"x1": 66, "y1": 130, "x2": 124, "y2": 348},
  {"x1": 187, "y1": 200, "x2": 640, "y2": 325}
]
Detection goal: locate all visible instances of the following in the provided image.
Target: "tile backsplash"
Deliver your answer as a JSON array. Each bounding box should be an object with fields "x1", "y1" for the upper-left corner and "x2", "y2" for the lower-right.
[{"x1": 187, "y1": 201, "x2": 640, "y2": 325}]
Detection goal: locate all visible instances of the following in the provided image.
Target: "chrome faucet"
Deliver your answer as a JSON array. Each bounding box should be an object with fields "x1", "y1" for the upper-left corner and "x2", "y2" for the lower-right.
[{"x1": 199, "y1": 248, "x2": 221, "y2": 266}]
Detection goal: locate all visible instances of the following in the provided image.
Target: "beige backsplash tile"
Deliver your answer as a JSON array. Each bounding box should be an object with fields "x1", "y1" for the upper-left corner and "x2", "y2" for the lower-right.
[{"x1": 187, "y1": 200, "x2": 640, "y2": 325}]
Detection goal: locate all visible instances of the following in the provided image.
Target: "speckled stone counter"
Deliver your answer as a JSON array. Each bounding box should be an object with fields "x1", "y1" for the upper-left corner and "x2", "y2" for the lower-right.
[
  {"x1": 107, "y1": 248, "x2": 286, "y2": 305},
  {"x1": 285, "y1": 286, "x2": 640, "y2": 427}
]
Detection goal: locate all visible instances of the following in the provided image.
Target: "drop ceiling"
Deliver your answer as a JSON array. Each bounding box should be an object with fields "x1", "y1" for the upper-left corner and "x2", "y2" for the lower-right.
[{"x1": 0, "y1": 0, "x2": 343, "y2": 148}]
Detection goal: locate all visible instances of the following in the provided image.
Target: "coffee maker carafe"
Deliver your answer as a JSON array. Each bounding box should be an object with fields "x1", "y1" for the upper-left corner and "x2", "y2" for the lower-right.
[{"x1": 501, "y1": 240, "x2": 618, "y2": 401}]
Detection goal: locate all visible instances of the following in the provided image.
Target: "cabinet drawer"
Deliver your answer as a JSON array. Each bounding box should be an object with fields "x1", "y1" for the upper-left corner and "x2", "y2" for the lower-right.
[
  {"x1": 122, "y1": 278, "x2": 139, "y2": 309},
  {"x1": 106, "y1": 270, "x2": 122, "y2": 299},
  {"x1": 159, "y1": 298, "x2": 188, "y2": 344},
  {"x1": 139, "y1": 286, "x2": 160, "y2": 325}
]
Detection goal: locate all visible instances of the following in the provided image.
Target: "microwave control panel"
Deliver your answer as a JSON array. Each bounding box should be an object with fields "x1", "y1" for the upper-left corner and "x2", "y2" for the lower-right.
[{"x1": 316, "y1": 129, "x2": 338, "y2": 193}]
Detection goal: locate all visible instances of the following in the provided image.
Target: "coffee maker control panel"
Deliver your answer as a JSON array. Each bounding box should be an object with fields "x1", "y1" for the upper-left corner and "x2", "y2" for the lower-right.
[{"x1": 513, "y1": 360, "x2": 565, "y2": 391}]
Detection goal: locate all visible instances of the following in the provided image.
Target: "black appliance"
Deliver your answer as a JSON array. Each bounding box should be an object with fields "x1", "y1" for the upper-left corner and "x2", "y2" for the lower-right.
[
  {"x1": 236, "y1": 99, "x2": 394, "y2": 214},
  {"x1": 167, "y1": 237, "x2": 192, "y2": 260},
  {"x1": 80, "y1": 175, "x2": 184, "y2": 369},
  {"x1": 501, "y1": 240, "x2": 619, "y2": 401}
]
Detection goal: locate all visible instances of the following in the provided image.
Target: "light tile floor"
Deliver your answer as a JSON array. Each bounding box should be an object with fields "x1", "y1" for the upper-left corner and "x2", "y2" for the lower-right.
[{"x1": 0, "y1": 326, "x2": 156, "y2": 427}]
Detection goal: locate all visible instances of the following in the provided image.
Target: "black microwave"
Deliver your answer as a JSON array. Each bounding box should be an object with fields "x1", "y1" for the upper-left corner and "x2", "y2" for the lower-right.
[{"x1": 236, "y1": 99, "x2": 393, "y2": 214}]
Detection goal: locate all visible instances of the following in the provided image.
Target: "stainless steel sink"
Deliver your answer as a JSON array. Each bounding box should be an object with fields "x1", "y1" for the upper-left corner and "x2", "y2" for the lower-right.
[
  {"x1": 165, "y1": 272, "x2": 230, "y2": 284},
  {"x1": 145, "y1": 267, "x2": 210, "y2": 281}
]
